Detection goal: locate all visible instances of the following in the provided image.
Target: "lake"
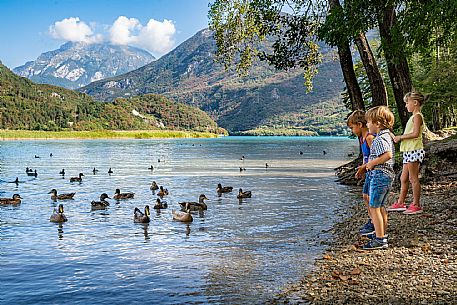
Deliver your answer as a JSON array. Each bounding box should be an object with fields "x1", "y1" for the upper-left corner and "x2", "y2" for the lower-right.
[{"x1": 0, "y1": 136, "x2": 359, "y2": 304}]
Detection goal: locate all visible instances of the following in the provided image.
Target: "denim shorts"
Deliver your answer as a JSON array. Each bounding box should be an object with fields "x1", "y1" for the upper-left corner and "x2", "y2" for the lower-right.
[
  {"x1": 368, "y1": 170, "x2": 393, "y2": 208},
  {"x1": 362, "y1": 171, "x2": 371, "y2": 195}
]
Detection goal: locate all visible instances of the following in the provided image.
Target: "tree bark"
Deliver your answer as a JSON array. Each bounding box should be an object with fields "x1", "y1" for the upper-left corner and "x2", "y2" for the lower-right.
[
  {"x1": 354, "y1": 32, "x2": 388, "y2": 107},
  {"x1": 329, "y1": 0, "x2": 365, "y2": 111},
  {"x1": 377, "y1": 6, "x2": 411, "y2": 129}
]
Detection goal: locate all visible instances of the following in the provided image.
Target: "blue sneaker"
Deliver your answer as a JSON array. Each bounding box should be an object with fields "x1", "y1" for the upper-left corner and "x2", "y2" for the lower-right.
[
  {"x1": 362, "y1": 237, "x2": 388, "y2": 250},
  {"x1": 359, "y1": 220, "x2": 375, "y2": 236}
]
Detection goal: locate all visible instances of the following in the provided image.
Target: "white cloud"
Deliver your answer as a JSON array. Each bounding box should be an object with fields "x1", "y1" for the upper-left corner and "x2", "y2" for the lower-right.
[
  {"x1": 109, "y1": 16, "x2": 176, "y2": 55},
  {"x1": 49, "y1": 16, "x2": 177, "y2": 56},
  {"x1": 109, "y1": 16, "x2": 140, "y2": 45},
  {"x1": 49, "y1": 17, "x2": 101, "y2": 43}
]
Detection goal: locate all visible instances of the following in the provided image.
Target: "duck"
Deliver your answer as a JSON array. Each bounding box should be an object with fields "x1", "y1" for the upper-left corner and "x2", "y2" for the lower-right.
[
  {"x1": 265, "y1": 163, "x2": 269, "y2": 168},
  {"x1": 59, "y1": 169, "x2": 65, "y2": 175},
  {"x1": 27, "y1": 170, "x2": 38, "y2": 177},
  {"x1": 237, "y1": 188, "x2": 252, "y2": 199},
  {"x1": 91, "y1": 193, "x2": 110, "y2": 210},
  {"x1": 153, "y1": 198, "x2": 168, "y2": 209},
  {"x1": 92, "y1": 167, "x2": 99, "y2": 174},
  {"x1": 70, "y1": 173, "x2": 84, "y2": 182},
  {"x1": 108, "y1": 168, "x2": 113, "y2": 174},
  {"x1": 113, "y1": 188, "x2": 134, "y2": 200},
  {"x1": 49, "y1": 189, "x2": 76, "y2": 200},
  {"x1": 216, "y1": 183, "x2": 233, "y2": 193},
  {"x1": 34, "y1": 155, "x2": 40, "y2": 158},
  {"x1": 0, "y1": 194, "x2": 22, "y2": 205},
  {"x1": 50, "y1": 204, "x2": 67, "y2": 222},
  {"x1": 26, "y1": 167, "x2": 32, "y2": 173},
  {"x1": 150, "y1": 181, "x2": 159, "y2": 191},
  {"x1": 172, "y1": 203, "x2": 193, "y2": 222},
  {"x1": 134, "y1": 205, "x2": 151, "y2": 223},
  {"x1": 157, "y1": 186, "x2": 169, "y2": 197},
  {"x1": 178, "y1": 194, "x2": 209, "y2": 211},
  {"x1": 148, "y1": 165, "x2": 154, "y2": 170}
]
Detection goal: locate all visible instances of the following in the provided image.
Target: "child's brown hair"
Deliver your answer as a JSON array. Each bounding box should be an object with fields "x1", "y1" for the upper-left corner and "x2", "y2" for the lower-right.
[
  {"x1": 347, "y1": 110, "x2": 367, "y2": 127},
  {"x1": 404, "y1": 91, "x2": 426, "y2": 106},
  {"x1": 365, "y1": 106, "x2": 395, "y2": 129}
]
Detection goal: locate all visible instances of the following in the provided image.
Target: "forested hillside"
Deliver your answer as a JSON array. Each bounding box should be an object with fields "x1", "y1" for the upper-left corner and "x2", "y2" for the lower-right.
[
  {"x1": 80, "y1": 29, "x2": 347, "y2": 134},
  {"x1": 0, "y1": 62, "x2": 222, "y2": 133}
]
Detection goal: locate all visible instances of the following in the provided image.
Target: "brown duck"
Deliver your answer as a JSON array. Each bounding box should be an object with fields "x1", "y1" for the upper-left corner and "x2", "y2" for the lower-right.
[
  {"x1": 134, "y1": 205, "x2": 151, "y2": 223},
  {"x1": 91, "y1": 193, "x2": 110, "y2": 210},
  {"x1": 179, "y1": 194, "x2": 209, "y2": 211},
  {"x1": 70, "y1": 173, "x2": 84, "y2": 182},
  {"x1": 172, "y1": 203, "x2": 193, "y2": 222},
  {"x1": 50, "y1": 204, "x2": 68, "y2": 222},
  {"x1": 153, "y1": 198, "x2": 168, "y2": 209},
  {"x1": 150, "y1": 181, "x2": 159, "y2": 191},
  {"x1": 0, "y1": 194, "x2": 22, "y2": 205},
  {"x1": 49, "y1": 189, "x2": 75, "y2": 200},
  {"x1": 114, "y1": 188, "x2": 134, "y2": 199},
  {"x1": 216, "y1": 183, "x2": 233, "y2": 193},
  {"x1": 237, "y1": 188, "x2": 252, "y2": 199}
]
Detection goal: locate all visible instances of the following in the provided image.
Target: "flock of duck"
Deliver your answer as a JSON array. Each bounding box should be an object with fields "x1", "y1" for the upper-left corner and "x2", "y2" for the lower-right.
[{"x1": 1, "y1": 164, "x2": 253, "y2": 225}]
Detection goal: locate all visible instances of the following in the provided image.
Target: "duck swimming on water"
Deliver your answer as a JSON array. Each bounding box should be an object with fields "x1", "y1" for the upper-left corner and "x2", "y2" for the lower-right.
[
  {"x1": 50, "y1": 204, "x2": 67, "y2": 222},
  {"x1": 237, "y1": 188, "x2": 252, "y2": 199},
  {"x1": 49, "y1": 189, "x2": 75, "y2": 200},
  {"x1": 134, "y1": 205, "x2": 151, "y2": 223},
  {"x1": 91, "y1": 193, "x2": 110, "y2": 210},
  {"x1": 70, "y1": 173, "x2": 84, "y2": 182},
  {"x1": 172, "y1": 203, "x2": 193, "y2": 222},
  {"x1": 216, "y1": 184, "x2": 233, "y2": 194},
  {"x1": 0, "y1": 194, "x2": 22, "y2": 205},
  {"x1": 113, "y1": 188, "x2": 134, "y2": 200},
  {"x1": 178, "y1": 194, "x2": 209, "y2": 211}
]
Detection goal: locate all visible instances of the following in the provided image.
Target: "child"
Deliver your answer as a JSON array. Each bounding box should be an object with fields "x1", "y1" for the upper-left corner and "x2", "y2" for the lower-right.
[
  {"x1": 387, "y1": 92, "x2": 426, "y2": 214},
  {"x1": 347, "y1": 110, "x2": 375, "y2": 235},
  {"x1": 360, "y1": 106, "x2": 395, "y2": 250}
]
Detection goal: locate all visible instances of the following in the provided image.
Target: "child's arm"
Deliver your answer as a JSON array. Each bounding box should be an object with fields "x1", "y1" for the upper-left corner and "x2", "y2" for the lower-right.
[
  {"x1": 394, "y1": 114, "x2": 423, "y2": 143},
  {"x1": 366, "y1": 151, "x2": 393, "y2": 170}
]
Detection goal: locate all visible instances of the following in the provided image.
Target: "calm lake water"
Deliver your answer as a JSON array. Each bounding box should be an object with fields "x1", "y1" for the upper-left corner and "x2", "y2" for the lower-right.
[{"x1": 0, "y1": 136, "x2": 359, "y2": 304}]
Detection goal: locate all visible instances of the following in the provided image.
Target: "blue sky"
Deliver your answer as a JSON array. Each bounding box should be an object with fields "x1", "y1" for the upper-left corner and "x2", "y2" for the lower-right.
[{"x1": 0, "y1": 0, "x2": 211, "y2": 69}]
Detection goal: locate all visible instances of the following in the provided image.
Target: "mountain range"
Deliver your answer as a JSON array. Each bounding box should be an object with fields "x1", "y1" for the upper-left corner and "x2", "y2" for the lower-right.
[
  {"x1": 13, "y1": 42, "x2": 155, "y2": 89},
  {"x1": 80, "y1": 29, "x2": 349, "y2": 134}
]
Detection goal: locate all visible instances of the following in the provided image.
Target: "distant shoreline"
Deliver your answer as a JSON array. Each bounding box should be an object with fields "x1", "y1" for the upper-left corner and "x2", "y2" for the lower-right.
[{"x1": 0, "y1": 129, "x2": 219, "y2": 140}]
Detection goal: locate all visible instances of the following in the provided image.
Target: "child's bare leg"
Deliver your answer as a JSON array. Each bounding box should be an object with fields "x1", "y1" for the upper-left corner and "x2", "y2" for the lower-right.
[
  {"x1": 408, "y1": 162, "x2": 421, "y2": 207},
  {"x1": 398, "y1": 163, "x2": 409, "y2": 203},
  {"x1": 363, "y1": 194, "x2": 372, "y2": 219},
  {"x1": 381, "y1": 207, "x2": 388, "y2": 233},
  {"x1": 370, "y1": 207, "x2": 385, "y2": 238}
]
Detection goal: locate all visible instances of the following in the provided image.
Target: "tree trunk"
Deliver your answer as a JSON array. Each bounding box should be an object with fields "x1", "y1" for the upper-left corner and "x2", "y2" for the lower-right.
[
  {"x1": 377, "y1": 6, "x2": 411, "y2": 129},
  {"x1": 354, "y1": 32, "x2": 388, "y2": 107},
  {"x1": 329, "y1": 0, "x2": 364, "y2": 111}
]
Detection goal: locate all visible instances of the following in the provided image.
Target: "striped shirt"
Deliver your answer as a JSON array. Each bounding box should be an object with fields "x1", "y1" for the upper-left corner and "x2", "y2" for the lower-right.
[{"x1": 369, "y1": 129, "x2": 395, "y2": 176}]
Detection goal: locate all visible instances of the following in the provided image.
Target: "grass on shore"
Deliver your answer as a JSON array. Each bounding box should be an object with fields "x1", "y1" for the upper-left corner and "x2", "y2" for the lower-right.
[{"x1": 0, "y1": 129, "x2": 220, "y2": 140}]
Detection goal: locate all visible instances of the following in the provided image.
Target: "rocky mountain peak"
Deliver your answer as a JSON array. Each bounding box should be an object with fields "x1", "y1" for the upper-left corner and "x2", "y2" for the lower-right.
[{"x1": 13, "y1": 42, "x2": 155, "y2": 89}]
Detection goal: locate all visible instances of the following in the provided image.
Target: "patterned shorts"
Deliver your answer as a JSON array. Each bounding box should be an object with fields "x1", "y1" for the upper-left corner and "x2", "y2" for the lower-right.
[{"x1": 403, "y1": 149, "x2": 425, "y2": 164}]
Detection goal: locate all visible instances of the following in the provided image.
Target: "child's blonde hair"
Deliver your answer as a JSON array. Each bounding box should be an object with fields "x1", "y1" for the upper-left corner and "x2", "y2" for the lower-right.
[
  {"x1": 347, "y1": 110, "x2": 367, "y2": 127},
  {"x1": 366, "y1": 106, "x2": 395, "y2": 129},
  {"x1": 404, "y1": 91, "x2": 426, "y2": 106}
]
